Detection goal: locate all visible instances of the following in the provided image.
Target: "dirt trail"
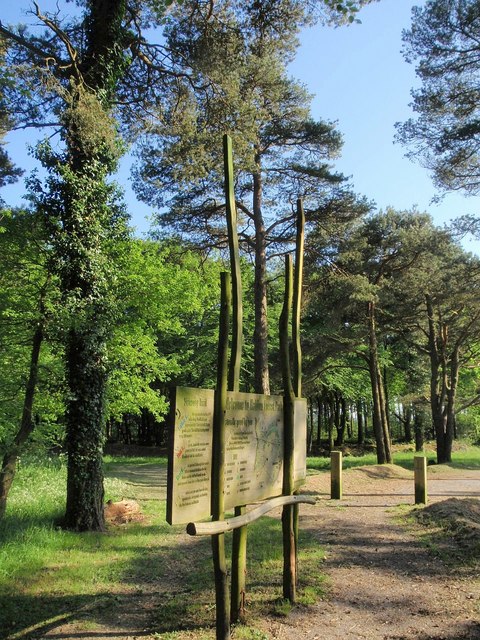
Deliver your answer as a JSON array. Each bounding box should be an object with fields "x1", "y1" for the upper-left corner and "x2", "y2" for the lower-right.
[
  {"x1": 50, "y1": 463, "x2": 480, "y2": 640},
  {"x1": 105, "y1": 462, "x2": 167, "y2": 500},
  {"x1": 258, "y1": 466, "x2": 480, "y2": 640}
]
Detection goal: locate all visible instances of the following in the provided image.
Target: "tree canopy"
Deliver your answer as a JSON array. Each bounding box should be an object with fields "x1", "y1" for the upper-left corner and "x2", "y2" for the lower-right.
[
  {"x1": 134, "y1": 0, "x2": 369, "y2": 394},
  {"x1": 397, "y1": 0, "x2": 480, "y2": 195}
]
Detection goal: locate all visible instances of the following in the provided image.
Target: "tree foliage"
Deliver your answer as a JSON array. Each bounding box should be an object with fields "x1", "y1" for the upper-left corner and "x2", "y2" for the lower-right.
[
  {"x1": 305, "y1": 205, "x2": 480, "y2": 461},
  {"x1": 0, "y1": 39, "x2": 22, "y2": 191},
  {"x1": 134, "y1": 0, "x2": 369, "y2": 394},
  {"x1": 106, "y1": 239, "x2": 223, "y2": 419},
  {"x1": 397, "y1": 0, "x2": 480, "y2": 194}
]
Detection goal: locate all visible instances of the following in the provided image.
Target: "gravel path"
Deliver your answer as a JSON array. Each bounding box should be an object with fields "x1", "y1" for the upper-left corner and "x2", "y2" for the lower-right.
[{"x1": 258, "y1": 466, "x2": 480, "y2": 640}]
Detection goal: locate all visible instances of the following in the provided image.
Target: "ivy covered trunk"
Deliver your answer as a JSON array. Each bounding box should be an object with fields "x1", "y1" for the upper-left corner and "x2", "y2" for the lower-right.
[
  {"x1": 56, "y1": 0, "x2": 128, "y2": 530},
  {"x1": 64, "y1": 327, "x2": 107, "y2": 530}
]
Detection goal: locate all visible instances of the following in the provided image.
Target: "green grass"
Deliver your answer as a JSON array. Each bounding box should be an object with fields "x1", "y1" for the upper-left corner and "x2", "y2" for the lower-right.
[
  {"x1": 306, "y1": 442, "x2": 480, "y2": 472},
  {"x1": 103, "y1": 455, "x2": 168, "y2": 467},
  {"x1": 0, "y1": 457, "x2": 327, "y2": 640}
]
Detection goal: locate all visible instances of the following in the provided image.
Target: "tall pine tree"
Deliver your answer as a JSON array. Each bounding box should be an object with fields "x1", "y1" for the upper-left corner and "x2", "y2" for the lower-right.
[{"x1": 135, "y1": 0, "x2": 368, "y2": 393}]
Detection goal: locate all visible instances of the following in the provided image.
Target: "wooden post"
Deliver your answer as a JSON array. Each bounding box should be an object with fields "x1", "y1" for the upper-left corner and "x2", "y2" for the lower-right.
[
  {"x1": 292, "y1": 198, "x2": 305, "y2": 585},
  {"x1": 414, "y1": 455, "x2": 428, "y2": 505},
  {"x1": 280, "y1": 255, "x2": 296, "y2": 603},
  {"x1": 331, "y1": 451, "x2": 342, "y2": 500},
  {"x1": 224, "y1": 135, "x2": 243, "y2": 394},
  {"x1": 223, "y1": 134, "x2": 247, "y2": 623},
  {"x1": 212, "y1": 272, "x2": 231, "y2": 640},
  {"x1": 292, "y1": 199, "x2": 304, "y2": 399}
]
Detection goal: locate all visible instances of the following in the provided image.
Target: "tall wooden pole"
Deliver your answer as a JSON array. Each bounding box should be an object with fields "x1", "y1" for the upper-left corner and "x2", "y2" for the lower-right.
[
  {"x1": 223, "y1": 134, "x2": 247, "y2": 623},
  {"x1": 224, "y1": 135, "x2": 243, "y2": 393},
  {"x1": 280, "y1": 255, "x2": 296, "y2": 602},
  {"x1": 212, "y1": 272, "x2": 231, "y2": 640},
  {"x1": 293, "y1": 199, "x2": 304, "y2": 399},
  {"x1": 292, "y1": 198, "x2": 305, "y2": 583}
]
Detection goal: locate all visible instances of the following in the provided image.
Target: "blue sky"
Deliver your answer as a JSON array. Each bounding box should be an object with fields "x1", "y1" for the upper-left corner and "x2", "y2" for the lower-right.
[
  {"x1": 2, "y1": 0, "x2": 479, "y2": 250},
  {"x1": 291, "y1": 0, "x2": 480, "y2": 252}
]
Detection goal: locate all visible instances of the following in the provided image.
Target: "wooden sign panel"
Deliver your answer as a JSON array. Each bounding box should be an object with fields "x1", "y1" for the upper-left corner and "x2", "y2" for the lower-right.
[{"x1": 167, "y1": 387, "x2": 307, "y2": 525}]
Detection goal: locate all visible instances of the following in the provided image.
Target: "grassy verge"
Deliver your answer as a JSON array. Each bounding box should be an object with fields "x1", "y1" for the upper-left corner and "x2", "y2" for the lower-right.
[
  {"x1": 0, "y1": 457, "x2": 327, "y2": 640},
  {"x1": 307, "y1": 441, "x2": 480, "y2": 472}
]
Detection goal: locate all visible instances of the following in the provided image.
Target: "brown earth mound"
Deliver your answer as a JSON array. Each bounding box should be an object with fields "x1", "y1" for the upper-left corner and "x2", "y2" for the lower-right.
[
  {"x1": 351, "y1": 463, "x2": 413, "y2": 479},
  {"x1": 415, "y1": 497, "x2": 480, "y2": 545}
]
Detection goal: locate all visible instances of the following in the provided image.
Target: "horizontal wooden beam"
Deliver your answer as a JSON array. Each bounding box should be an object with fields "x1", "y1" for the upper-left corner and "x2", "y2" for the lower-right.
[{"x1": 186, "y1": 494, "x2": 316, "y2": 536}]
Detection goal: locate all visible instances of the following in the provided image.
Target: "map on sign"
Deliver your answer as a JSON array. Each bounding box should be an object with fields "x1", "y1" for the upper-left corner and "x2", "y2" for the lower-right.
[
  {"x1": 224, "y1": 393, "x2": 284, "y2": 510},
  {"x1": 166, "y1": 387, "x2": 307, "y2": 525}
]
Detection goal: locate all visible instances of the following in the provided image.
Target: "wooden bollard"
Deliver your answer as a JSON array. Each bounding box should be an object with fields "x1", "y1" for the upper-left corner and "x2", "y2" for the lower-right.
[
  {"x1": 414, "y1": 455, "x2": 428, "y2": 504},
  {"x1": 331, "y1": 451, "x2": 342, "y2": 500}
]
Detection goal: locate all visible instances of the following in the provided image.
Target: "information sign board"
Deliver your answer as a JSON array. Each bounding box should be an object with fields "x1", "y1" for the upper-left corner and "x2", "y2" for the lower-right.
[{"x1": 167, "y1": 387, "x2": 307, "y2": 525}]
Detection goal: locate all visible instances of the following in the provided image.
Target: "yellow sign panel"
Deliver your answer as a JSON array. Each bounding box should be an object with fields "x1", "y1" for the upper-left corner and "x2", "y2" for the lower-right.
[{"x1": 167, "y1": 387, "x2": 306, "y2": 525}]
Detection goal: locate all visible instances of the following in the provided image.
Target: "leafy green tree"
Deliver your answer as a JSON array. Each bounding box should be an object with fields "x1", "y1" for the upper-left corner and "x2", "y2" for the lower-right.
[
  {"x1": 411, "y1": 250, "x2": 480, "y2": 462},
  {"x1": 0, "y1": 208, "x2": 61, "y2": 518},
  {"x1": 0, "y1": 39, "x2": 22, "y2": 192},
  {"x1": 363, "y1": 213, "x2": 480, "y2": 462},
  {"x1": 106, "y1": 239, "x2": 224, "y2": 421},
  {"x1": 305, "y1": 209, "x2": 443, "y2": 463},
  {"x1": 2, "y1": 1, "x2": 144, "y2": 531},
  {"x1": 397, "y1": 0, "x2": 480, "y2": 194}
]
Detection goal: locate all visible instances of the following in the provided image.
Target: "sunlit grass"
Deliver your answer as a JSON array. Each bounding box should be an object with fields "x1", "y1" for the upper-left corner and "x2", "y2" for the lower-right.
[
  {"x1": 307, "y1": 441, "x2": 480, "y2": 472},
  {"x1": 0, "y1": 456, "x2": 326, "y2": 639},
  {"x1": 103, "y1": 455, "x2": 168, "y2": 467}
]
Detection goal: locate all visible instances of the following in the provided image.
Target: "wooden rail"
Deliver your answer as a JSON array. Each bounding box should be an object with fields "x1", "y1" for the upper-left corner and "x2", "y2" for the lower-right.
[{"x1": 186, "y1": 494, "x2": 316, "y2": 536}]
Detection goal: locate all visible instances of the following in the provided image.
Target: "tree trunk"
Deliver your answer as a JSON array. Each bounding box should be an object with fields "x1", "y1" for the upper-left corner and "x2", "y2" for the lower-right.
[
  {"x1": 60, "y1": 0, "x2": 128, "y2": 531},
  {"x1": 364, "y1": 402, "x2": 369, "y2": 438},
  {"x1": 317, "y1": 395, "x2": 322, "y2": 446},
  {"x1": 252, "y1": 168, "x2": 270, "y2": 394},
  {"x1": 307, "y1": 399, "x2": 314, "y2": 454},
  {"x1": 0, "y1": 321, "x2": 43, "y2": 520},
  {"x1": 367, "y1": 301, "x2": 390, "y2": 463},
  {"x1": 357, "y1": 399, "x2": 364, "y2": 445},
  {"x1": 369, "y1": 359, "x2": 386, "y2": 462},
  {"x1": 444, "y1": 347, "x2": 460, "y2": 463},
  {"x1": 377, "y1": 367, "x2": 392, "y2": 462},
  {"x1": 64, "y1": 328, "x2": 107, "y2": 531},
  {"x1": 327, "y1": 394, "x2": 335, "y2": 451},
  {"x1": 335, "y1": 395, "x2": 346, "y2": 446},
  {"x1": 382, "y1": 365, "x2": 392, "y2": 441},
  {"x1": 425, "y1": 295, "x2": 450, "y2": 464},
  {"x1": 413, "y1": 404, "x2": 425, "y2": 452},
  {"x1": 347, "y1": 404, "x2": 353, "y2": 440},
  {"x1": 404, "y1": 406, "x2": 413, "y2": 443}
]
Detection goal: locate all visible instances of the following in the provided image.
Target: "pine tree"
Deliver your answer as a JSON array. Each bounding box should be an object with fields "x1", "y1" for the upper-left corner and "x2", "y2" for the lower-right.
[{"x1": 134, "y1": 0, "x2": 368, "y2": 393}]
